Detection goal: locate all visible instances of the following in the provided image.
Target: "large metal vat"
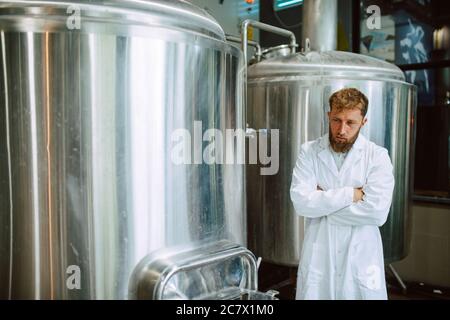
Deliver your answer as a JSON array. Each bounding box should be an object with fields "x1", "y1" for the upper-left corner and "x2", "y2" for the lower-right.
[
  {"x1": 246, "y1": 46, "x2": 416, "y2": 266},
  {"x1": 0, "y1": 0, "x2": 246, "y2": 299}
]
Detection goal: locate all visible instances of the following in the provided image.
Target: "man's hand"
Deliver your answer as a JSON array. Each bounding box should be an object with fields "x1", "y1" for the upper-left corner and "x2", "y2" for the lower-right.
[{"x1": 353, "y1": 187, "x2": 365, "y2": 202}]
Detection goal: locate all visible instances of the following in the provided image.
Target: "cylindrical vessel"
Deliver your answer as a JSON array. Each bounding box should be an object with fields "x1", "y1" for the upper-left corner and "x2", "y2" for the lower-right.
[
  {"x1": 247, "y1": 50, "x2": 416, "y2": 266},
  {"x1": 302, "y1": 0, "x2": 338, "y2": 51},
  {"x1": 0, "y1": 0, "x2": 245, "y2": 299}
]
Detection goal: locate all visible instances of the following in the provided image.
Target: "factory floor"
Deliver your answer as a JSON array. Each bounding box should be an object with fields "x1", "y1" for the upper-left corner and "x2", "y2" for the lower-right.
[
  {"x1": 387, "y1": 281, "x2": 450, "y2": 300},
  {"x1": 258, "y1": 262, "x2": 450, "y2": 300}
]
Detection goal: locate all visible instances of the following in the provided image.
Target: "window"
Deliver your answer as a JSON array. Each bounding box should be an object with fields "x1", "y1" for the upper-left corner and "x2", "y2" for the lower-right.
[{"x1": 358, "y1": 0, "x2": 450, "y2": 203}]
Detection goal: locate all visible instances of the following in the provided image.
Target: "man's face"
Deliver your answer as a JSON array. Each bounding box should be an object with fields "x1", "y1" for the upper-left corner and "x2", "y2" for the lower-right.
[{"x1": 328, "y1": 107, "x2": 367, "y2": 153}]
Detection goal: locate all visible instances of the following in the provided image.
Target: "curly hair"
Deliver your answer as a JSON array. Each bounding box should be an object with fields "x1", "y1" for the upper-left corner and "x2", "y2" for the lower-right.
[{"x1": 329, "y1": 88, "x2": 369, "y2": 117}]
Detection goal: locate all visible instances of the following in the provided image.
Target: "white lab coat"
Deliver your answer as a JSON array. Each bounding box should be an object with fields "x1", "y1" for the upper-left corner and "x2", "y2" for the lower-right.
[{"x1": 290, "y1": 133, "x2": 395, "y2": 300}]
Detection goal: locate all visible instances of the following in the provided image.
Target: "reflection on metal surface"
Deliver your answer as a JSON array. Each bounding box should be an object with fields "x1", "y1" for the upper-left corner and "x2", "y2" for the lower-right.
[
  {"x1": 247, "y1": 49, "x2": 417, "y2": 266},
  {"x1": 129, "y1": 240, "x2": 260, "y2": 300},
  {"x1": 0, "y1": 0, "x2": 246, "y2": 299},
  {"x1": 261, "y1": 44, "x2": 293, "y2": 60}
]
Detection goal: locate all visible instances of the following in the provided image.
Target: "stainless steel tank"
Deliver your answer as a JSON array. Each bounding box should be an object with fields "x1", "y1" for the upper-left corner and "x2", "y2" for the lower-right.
[
  {"x1": 245, "y1": 35, "x2": 416, "y2": 266},
  {"x1": 0, "y1": 0, "x2": 246, "y2": 299}
]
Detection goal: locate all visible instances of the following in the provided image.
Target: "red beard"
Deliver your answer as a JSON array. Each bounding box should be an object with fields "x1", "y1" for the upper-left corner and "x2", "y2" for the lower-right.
[{"x1": 329, "y1": 126, "x2": 361, "y2": 153}]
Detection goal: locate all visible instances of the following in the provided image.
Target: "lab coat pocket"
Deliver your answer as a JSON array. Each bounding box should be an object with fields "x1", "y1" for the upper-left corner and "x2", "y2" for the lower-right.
[
  {"x1": 355, "y1": 276, "x2": 387, "y2": 300},
  {"x1": 351, "y1": 241, "x2": 387, "y2": 300},
  {"x1": 297, "y1": 268, "x2": 325, "y2": 300},
  {"x1": 297, "y1": 243, "x2": 328, "y2": 300},
  {"x1": 299, "y1": 243, "x2": 326, "y2": 285},
  {"x1": 354, "y1": 265, "x2": 387, "y2": 300}
]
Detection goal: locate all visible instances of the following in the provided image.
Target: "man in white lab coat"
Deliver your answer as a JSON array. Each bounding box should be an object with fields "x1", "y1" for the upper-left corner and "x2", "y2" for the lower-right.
[{"x1": 290, "y1": 88, "x2": 395, "y2": 300}]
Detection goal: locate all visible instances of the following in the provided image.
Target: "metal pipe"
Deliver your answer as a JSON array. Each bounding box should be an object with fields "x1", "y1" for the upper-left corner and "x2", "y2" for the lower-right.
[
  {"x1": 388, "y1": 264, "x2": 407, "y2": 293},
  {"x1": 226, "y1": 34, "x2": 262, "y2": 62},
  {"x1": 302, "y1": 0, "x2": 337, "y2": 51},
  {"x1": 241, "y1": 20, "x2": 297, "y2": 66},
  {"x1": 240, "y1": 20, "x2": 297, "y2": 129}
]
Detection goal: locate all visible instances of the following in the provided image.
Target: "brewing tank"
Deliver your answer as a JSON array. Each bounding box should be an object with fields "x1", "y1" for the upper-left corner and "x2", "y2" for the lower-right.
[
  {"x1": 246, "y1": 49, "x2": 416, "y2": 266},
  {"x1": 0, "y1": 0, "x2": 246, "y2": 299}
]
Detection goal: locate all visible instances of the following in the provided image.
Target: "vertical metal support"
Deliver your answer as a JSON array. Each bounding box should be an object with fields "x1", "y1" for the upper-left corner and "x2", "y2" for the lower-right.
[
  {"x1": 225, "y1": 35, "x2": 262, "y2": 62},
  {"x1": 302, "y1": 0, "x2": 337, "y2": 51},
  {"x1": 388, "y1": 264, "x2": 407, "y2": 293},
  {"x1": 240, "y1": 20, "x2": 297, "y2": 129}
]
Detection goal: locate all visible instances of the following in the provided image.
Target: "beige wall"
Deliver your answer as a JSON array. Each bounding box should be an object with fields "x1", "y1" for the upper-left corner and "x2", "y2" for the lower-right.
[{"x1": 392, "y1": 203, "x2": 450, "y2": 288}]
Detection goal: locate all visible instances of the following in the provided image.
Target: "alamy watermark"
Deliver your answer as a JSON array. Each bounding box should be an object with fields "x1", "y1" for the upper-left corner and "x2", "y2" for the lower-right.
[
  {"x1": 66, "y1": 5, "x2": 81, "y2": 30},
  {"x1": 363, "y1": 265, "x2": 382, "y2": 290},
  {"x1": 171, "y1": 121, "x2": 279, "y2": 176},
  {"x1": 366, "y1": 5, "x2": 381, "y2": 30},
  {"x1": 66, "y1": 265, "x2": 81, "y2": 290}
]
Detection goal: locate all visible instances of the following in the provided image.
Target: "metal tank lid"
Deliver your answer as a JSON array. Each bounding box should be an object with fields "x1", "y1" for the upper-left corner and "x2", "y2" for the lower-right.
[
  {"x1": 0, "y1": 0, "x2": 225, "y2": 40},
  {"x1": 248, "y1": 51, "x2": 406, "y2": 82}
]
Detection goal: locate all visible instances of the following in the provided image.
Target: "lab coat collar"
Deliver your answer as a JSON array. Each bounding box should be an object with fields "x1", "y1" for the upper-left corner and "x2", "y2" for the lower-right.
[{"x1": 317, "y1": 133, "x2": 367, "y2": 177}]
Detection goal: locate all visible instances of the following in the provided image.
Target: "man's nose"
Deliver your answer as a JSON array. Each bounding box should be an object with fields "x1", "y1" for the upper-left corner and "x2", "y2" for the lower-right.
[{"x1": 338, "y1": 123, "x2": 346, "y2": 135}]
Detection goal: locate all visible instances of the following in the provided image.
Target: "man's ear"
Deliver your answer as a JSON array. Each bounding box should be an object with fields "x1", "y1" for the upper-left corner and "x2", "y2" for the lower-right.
[{"x1": 362, "y1": 118, "x2": 368, "y2": 126}]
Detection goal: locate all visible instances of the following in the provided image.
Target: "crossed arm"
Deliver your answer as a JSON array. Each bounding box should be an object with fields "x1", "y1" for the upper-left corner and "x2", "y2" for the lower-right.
[{"x1": 290, "y1": 146, "x2": 395, "y2": 227}]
